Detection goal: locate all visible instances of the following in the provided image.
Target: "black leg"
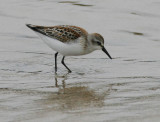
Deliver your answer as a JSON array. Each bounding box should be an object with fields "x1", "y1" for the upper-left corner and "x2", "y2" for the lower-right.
[
  {"x1": 61, "y1": 56, "x2": 72, "y2": 73},
  {"x1": 55, "y1": 52, "x2": 58, "y2": 73}
]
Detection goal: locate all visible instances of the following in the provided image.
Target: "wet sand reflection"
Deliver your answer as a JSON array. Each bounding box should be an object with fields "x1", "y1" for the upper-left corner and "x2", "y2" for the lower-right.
[{"x1": 40, "y1": 74, "x2": 105, "y2": 110}]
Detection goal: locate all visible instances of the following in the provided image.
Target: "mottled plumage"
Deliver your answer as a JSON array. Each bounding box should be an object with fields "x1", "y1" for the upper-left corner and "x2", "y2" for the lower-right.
[
  {"x1": 26, "y1": 24, "x2": 112, "y2": 73},
  {"x1": 27, "y1": 25, "x2": 88, "y2": 43}
]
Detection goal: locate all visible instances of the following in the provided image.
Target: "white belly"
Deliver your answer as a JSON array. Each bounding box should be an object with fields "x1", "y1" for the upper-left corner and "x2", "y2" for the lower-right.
[{"x1": 36, "y1": 32, "x2": 85, "y2": 56}]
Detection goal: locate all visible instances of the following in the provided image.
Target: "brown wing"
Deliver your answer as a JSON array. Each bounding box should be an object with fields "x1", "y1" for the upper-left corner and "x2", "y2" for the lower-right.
[
  {"x1": 59, "y1": 25, "x2": 88, "y2": 37},
  {"x1": 26, "y1": 24, "x2": 88, "y2": 43}
]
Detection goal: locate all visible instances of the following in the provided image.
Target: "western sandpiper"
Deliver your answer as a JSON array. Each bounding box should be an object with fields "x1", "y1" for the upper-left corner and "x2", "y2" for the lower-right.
[{"x1": 26, "y1": 24, "x2": 112, "y2": 73}]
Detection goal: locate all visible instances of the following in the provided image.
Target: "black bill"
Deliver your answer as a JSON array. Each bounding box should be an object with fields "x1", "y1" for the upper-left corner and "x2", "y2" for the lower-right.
[{"x1": 102, "y1": 46, "x2": 112, "y2": 59}]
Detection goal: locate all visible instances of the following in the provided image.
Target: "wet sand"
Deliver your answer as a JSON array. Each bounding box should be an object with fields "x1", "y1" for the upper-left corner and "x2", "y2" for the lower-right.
[{"x1": 0, "y1": 0, "x2": 160, "y2": 122}]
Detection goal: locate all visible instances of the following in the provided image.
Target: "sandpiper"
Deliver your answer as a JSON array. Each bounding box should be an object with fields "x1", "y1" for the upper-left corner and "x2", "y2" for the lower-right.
[{"x1": 26, "y1": 24, "x2": 112, "y2": 73}]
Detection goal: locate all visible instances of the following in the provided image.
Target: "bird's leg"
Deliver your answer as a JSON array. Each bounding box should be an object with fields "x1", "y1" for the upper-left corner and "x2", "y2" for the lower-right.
[
  {"x1": 55, "y1": 52, "x2": 58, "y2": 73},
  {"x1": 61, "y1": 56, "x2": 72, "y2": 73}
]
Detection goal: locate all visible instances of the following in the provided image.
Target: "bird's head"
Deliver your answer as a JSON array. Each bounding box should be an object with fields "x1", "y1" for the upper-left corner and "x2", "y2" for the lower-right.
[{"x1": 88, "y1": 33, "x2": 112, "y2": 59}]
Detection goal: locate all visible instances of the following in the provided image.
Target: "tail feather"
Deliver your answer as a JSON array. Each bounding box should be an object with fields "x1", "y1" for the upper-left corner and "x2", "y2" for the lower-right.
[
  {"x1": 26, "y1": 24, "x2": 43, "y2": 33},
  {"x1": 26, "y1": 24, "x2": 50, "y2": 37},
  {"x1": 26, "y1": 24, "x2": 37, "y2": 30}
]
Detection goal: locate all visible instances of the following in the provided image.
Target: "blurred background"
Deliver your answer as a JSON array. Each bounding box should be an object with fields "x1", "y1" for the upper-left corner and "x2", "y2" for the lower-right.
[{"x1": 0, "y1": 0, "x2": 160, "y2": 122}]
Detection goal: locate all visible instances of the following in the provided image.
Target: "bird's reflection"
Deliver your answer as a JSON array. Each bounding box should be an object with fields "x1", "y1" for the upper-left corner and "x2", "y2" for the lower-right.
[
  {"x1": 54, "y1": 72, "x2": 69, "y2": 89},
  {"x1": 39, "y1": 73, "x2": 105, "y2": 110}
]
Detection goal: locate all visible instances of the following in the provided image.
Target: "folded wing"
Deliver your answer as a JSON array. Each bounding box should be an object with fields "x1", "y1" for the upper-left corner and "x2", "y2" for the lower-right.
[{"x1": 26, "y1": 24, "x2": 88, "y2": 43}]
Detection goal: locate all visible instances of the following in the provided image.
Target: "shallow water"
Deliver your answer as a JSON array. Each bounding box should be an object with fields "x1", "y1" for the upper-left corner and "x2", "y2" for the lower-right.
[{"x1": 0, "y1": 0, "x2": 160, "y2": 122}]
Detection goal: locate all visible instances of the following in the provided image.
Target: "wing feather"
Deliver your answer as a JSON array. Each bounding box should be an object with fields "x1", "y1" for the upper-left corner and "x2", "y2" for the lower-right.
[{"x1": 26, "y1": 24, "x2": 88, "y2": 43}]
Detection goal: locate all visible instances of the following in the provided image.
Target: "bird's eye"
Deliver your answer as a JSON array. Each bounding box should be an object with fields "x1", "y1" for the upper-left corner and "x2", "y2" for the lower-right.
[{"x1": 97, "y1": 41, "x2": 101, "y2": 45}]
